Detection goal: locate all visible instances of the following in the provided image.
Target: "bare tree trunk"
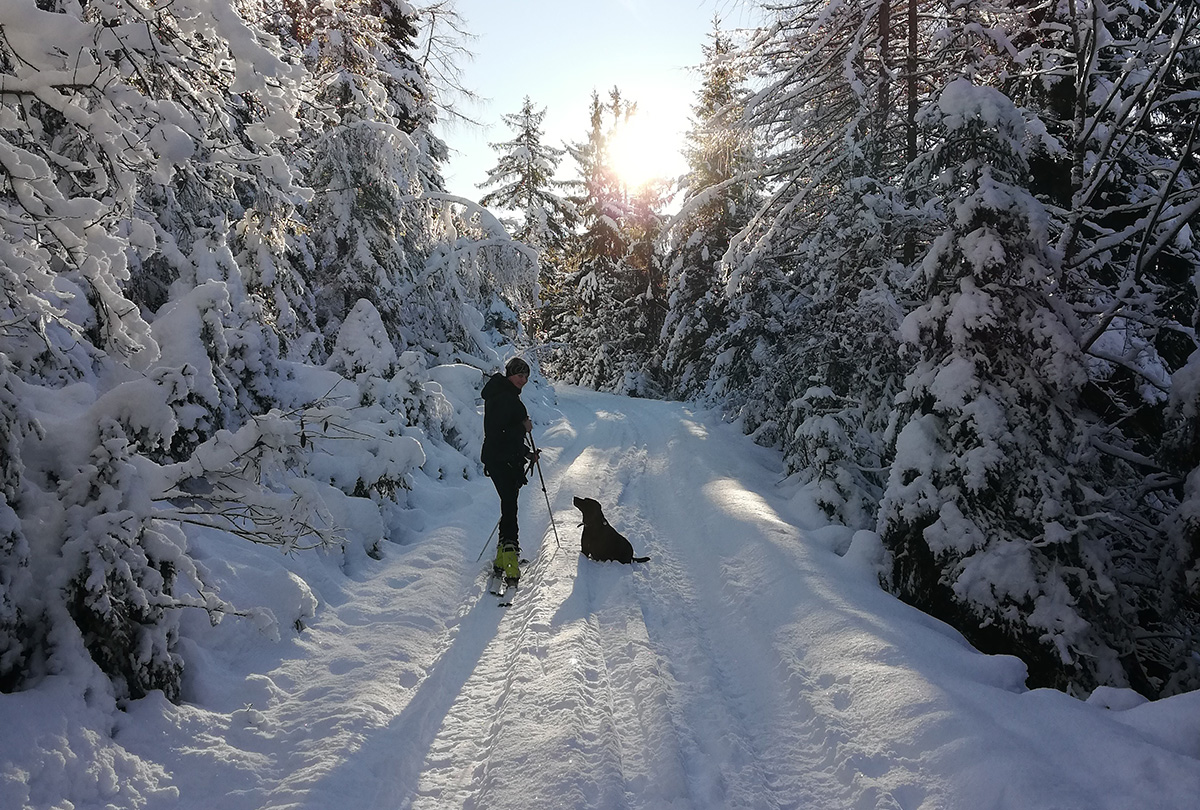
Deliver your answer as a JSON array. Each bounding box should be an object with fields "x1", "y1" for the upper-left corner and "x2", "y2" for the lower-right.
[{"x1": 903, "y1": 0, "x2": 918, "y2": 264}]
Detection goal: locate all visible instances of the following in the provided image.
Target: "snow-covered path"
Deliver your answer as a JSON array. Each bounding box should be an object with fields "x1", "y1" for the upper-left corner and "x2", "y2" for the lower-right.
[
  {"x1": 240, "y1": 386, "x2": 1199, "y2": 810},
  {"x1": 407, "y1": 391, "x2": 853, "y2": 810},
  {"x1": 7, "y1": 386, "x2": 1199, "y2": 810}
]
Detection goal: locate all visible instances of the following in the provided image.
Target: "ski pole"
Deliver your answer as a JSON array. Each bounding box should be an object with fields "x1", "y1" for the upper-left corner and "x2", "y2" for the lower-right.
[
  {"x1": 527, "y1": 433, "x2": 561, "y2": 551},
  {"x1": 476, "y1": 519, "x2": 500, "y2": 562}
]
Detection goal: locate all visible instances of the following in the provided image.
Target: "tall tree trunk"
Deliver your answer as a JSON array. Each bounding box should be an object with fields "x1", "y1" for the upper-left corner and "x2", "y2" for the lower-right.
[
  {"x1": 904, "y1": 0, "x2": 919, "y2": 264},
  {"x1": 874, "y1": 0, "x2": 892, "y2": 178}
]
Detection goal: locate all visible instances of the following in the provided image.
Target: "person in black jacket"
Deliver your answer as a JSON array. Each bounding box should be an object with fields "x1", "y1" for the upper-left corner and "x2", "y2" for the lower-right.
[{"x1": 481, "y1": 357, "x2": 539, "y2": 582}]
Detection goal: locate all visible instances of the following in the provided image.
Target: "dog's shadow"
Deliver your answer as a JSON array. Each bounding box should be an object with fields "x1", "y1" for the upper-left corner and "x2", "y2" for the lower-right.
[
  {"x1": 553, "y1": 553, "x2": 640, "y2": 626},
  {"x1": 551, "y1": 496, "x2": 650, "y2": 625}
]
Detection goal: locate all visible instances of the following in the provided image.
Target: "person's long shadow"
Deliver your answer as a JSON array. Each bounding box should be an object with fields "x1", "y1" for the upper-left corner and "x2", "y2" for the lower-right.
[{"x1": 294, "y1": 575, "x2": 506, "y2": 810}]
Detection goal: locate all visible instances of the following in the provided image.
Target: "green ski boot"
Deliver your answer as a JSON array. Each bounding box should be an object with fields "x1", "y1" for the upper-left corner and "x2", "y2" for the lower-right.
[{"x1": 493, "y1": 544, "x2": 520, "y2": 584}]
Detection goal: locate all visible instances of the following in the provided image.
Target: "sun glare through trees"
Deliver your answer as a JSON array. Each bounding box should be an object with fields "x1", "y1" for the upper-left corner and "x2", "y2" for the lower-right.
[{"x1": 608, "y1": 111, "x2": 682, "y2": 190}]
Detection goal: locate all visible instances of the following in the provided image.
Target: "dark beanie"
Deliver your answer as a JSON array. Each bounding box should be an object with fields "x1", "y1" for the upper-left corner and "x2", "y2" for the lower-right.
[{"x1": 505, "y1": 357, "x2": 531, "y2": 377}]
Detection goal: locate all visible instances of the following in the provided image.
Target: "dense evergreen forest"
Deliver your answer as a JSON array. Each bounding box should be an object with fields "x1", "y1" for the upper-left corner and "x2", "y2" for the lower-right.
[{"x1": 1, "y1": 0, "x2": 1198, "y2": 706}]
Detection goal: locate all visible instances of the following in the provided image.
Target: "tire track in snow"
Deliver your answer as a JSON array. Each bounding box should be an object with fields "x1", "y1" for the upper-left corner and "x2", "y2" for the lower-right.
[
  {"x1": 545, "y1": 419, "x2": 691, "y2": 809},
  {"x1": 526, "y1": 393, "x2": 787, "y2": 809},
  {"x1": 584, "y1": 395, "x2": 807, "y2": 809},
  {"x1": 558, "y1": 389, "x2": 893, "y2": 810}
]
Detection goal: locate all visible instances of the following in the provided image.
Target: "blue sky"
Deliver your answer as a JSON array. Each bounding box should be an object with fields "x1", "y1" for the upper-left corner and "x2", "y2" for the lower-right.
[{"x1": 438, "y1": 0, "x2": 758, "y2": 202}]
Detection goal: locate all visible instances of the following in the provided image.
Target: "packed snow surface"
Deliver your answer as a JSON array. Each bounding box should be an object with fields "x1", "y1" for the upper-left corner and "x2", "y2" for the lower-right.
[{"x1": 4, "y1": 385, "x2": 1199, "y2": 809}]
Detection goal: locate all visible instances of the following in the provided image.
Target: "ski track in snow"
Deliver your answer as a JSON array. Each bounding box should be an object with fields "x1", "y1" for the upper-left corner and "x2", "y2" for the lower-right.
[{"x1": 89, "y1": 384, "x2": 1199, "y2": 810}]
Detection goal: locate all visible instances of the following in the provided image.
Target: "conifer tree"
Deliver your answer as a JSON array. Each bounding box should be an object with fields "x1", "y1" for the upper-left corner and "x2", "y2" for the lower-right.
[
  {"x1": 300, "y1": 0, "x2": 447, "y2": 352},
  {"x1": 545, "y1": 90, "x2": 632, "y2": 389},
  {"x1": 992, "y1": 0, "x2": 1200, "y2": 693},
  {"x1": 60, "y1": 421, "x2": 188, "y2": 701},
  {"x1": 301, "y1": 0, "x2": 416, "y2": 345},
  {"x1": 551, "y1": 87, "x2": 674, "y2": 394},
  {"x1": 616, "y1": 183, "x2": 670, "y2": 395},
  {"x1": 878, "y1": 80, "x2": 1136, "y2": 693},
  {"x1": 478, "y1": 96, "x2": 577, "y2": 338},
  {"x1": 713, "y1": 0, "x2": 921, "y2": 494},
  {"x1": 0, "y1": 362, "x2": 34, "y2": 690},
  {"x1": 382, "y1": 0, "x2": 452, "y2": 193},
  {"x1": 479, "y1": 96, "x2": 575, "y2": 256},
  {"x1": 776, "y1": 180, "x2": 907, "y2": 526},
  {"x1": 660, "y1": 22, "x2": 756, "y2": 401}
]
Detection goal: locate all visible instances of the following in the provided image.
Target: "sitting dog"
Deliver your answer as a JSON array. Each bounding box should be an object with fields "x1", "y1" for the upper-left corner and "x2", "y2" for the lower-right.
[{"x1": 573, "y1": 496, "x2": 650, "y2": 564}]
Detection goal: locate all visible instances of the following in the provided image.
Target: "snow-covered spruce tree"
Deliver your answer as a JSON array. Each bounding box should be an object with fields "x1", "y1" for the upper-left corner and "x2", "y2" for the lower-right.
[
  {"x1": 775, "y1": 181, "x2": 908, "y2": 526},
  {"x1": 0, "y1": 361, "x2": 36, "y2": 691},
  {"x1": 708, "y1": 0, "x2": 922, "y2": 484},
  {"x1": 143, "y1": 276, "x2": 286, "y2": 462},
  {"x1": 289, "y1": 1, "x2": 532, "y2": 363},
  {"x1": 549, "y1": 87, "x2": 669, "y2": 395},
  {"x1": 232, "y1": 191, "x2": 321, "y2": 362},
  {"x1": 477, "y1": 95, "x2": 576, "y2": 342},
  {"x1": 659, "y1": 22, "x2": 756, "y2": 403},
  {"x1": 394, "y1": 2, "x2": 453, "y2": 195},
  {"x1": 299, "y1": 0, "x2": 466, "y2": 358},
  {"x1": 770, "y1": 0, "x2": 944, "y2": 524},
  {"x1": 59, "y1": 421, "x2": 188, "y2": 701},
  {"x1": 700, "y1": 250, "x2": 791, "y2": 447},
  {"x1": 233, "y1": 3, "x2": 329, "y2": 364},
  {"x1": 403, "y1": 2, "x2": 551, "y2": 347},
  {"x1": 326, "y1": 295, "x2": 446, "y2": 430},
  {"x1": 996, "y1": 0, "x2": 1200, "y2": 693},
  {"x1": 478, "y1": 96, "x2": 576, "y2": 268},
  {"x1": 878, "y1": 80, "x2": 1140, "y2": 694},
  {"x1": 229, "y1": 141, "x2": 321, "y2": 363},
  {"x1": 300, "y1": 0, "x2": 423, "y2": 346},
  {"x1": 544, "y1": 90, "x2": 632, "y2": 390},
  {"x1": 323, "y1": 299, "x2": 447, "y2": 499},
  {"x1": 616, "y1": 181, "x2": 670, "y2": 396},
  {"x1": 732, "y1": 0, "x2": 940, "y2": 257},
  {"x1": 327, "y1": 298, "x2": 401, "y2": 401}
]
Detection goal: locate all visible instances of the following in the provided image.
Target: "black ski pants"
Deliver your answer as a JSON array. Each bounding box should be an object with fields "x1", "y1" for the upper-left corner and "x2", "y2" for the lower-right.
[{"x1": 488, "y1": 463, "x2": 526, "y2": 551}]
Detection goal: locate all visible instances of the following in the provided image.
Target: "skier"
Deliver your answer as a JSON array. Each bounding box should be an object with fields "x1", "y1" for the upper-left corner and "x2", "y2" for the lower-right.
[{"x1": 481, "y1": 357, "x2": 539, "y2": 583}]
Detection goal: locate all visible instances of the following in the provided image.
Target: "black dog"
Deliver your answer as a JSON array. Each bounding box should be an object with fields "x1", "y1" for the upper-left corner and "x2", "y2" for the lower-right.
[{"x1": 573, "y1": 496, "x2": 650, "y2": 564}]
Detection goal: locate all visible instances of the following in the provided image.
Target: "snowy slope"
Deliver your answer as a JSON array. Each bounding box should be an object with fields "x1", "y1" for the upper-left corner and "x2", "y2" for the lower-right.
[{"x1": 3, "y1": 385, "x2": 1200, "y2": 809}]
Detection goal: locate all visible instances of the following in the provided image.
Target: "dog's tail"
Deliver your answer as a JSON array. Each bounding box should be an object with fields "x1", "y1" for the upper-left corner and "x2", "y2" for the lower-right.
[{"x1": 632, "y1": 555, "x2": 650, "y2": 563}]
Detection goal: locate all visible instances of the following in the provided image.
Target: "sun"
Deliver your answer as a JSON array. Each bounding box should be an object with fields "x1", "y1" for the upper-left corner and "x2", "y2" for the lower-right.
[{"x1": 608, "y1": 113, "x2": 682, "y2": 191}]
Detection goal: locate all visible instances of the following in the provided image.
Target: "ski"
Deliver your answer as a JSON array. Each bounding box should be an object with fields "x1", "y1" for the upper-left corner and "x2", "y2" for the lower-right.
[
  {"x1": 485, "y1": 558, "x2": 526, "y2": 607},
  {"x1": 496, "y1": 580, "x2": 517, "y2": 607},
  {"x1": 487, "y1": 569, "x2": 518, "y2": 606}
]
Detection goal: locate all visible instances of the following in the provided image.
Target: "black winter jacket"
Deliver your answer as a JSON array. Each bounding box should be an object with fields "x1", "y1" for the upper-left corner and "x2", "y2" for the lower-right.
[{"x1": 481, "y1": 373, "x2": 531, "y2": 475}]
